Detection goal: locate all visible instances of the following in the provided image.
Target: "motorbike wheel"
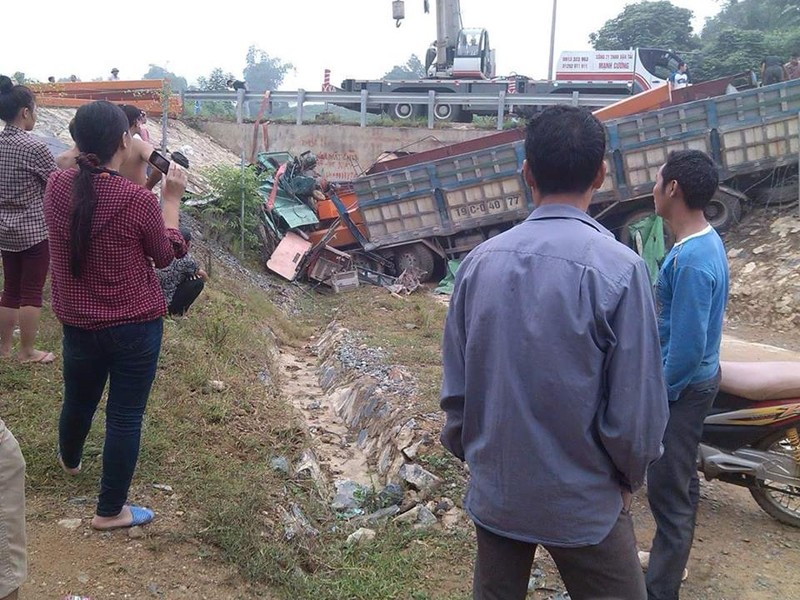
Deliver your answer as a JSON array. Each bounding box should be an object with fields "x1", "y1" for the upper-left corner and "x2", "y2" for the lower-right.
[{"x1": 748, "y1": 427, "x2": 800, "y2": 528}]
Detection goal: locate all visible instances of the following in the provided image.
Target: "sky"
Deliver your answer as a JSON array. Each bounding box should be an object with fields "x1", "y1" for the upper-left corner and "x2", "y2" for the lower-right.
[{"x1": 3, "y1": 0, "x2": 722, "y2": 88}]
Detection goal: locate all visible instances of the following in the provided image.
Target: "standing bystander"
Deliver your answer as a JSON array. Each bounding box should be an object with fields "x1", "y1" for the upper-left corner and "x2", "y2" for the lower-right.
[
  {"x1": 641, "y1": 150, "x2": 728, "y2": 600},
  {"x1": 440, "y1": 105, "x2": 669, "y2": 600},
  {"x1": 0, "y1": 75, "x2": 58, "y2": 364}
]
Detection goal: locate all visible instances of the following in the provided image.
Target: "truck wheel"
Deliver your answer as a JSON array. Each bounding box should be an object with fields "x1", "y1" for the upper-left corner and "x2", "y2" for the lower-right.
[
  {"x1": 392, "y1": 103, "x2": 417, "y2": 120},
  {"x1": 706, "y1": 190, "x2": 743, "y2": 233},
  {"x1": 753, "y1": 182, "x2": 798, "y2": 207},
  {"x1": 433, "y1": 102, "x2": 461, "y2": 122},
  {"x1": 394, "y1": 244, "x2": 436, "y2": 282}
]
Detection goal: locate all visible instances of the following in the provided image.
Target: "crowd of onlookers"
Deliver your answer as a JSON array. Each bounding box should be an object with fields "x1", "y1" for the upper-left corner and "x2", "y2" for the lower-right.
[{"x1": 0, "y1": 75, "x2": 205, "y2": 600}]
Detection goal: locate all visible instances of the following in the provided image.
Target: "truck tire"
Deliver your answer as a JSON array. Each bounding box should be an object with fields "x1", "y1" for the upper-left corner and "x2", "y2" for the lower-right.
[
  {"x1": 433, "y1": 102, "x2": 462, "y2": 122},
  {"x1": 706, "y1": 190, "x2": 743, "y2": 233},
  {"x1": 391, "y1": 103, "x2": 418, "y2": 120},
  {"x1": 394, "y1": 244, "x2": 436, "y2": 282}
]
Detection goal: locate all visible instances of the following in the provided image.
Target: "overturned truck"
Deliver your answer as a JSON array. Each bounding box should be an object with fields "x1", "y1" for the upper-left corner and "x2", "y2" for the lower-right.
[{"x1": 262, "y1": 78, "x2": 800, "y2": 284}]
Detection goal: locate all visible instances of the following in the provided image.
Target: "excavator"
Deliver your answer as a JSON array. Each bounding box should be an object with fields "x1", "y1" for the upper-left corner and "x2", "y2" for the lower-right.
[{"x1": 392, "y1": 0, "x2": 495, "y2": 79}]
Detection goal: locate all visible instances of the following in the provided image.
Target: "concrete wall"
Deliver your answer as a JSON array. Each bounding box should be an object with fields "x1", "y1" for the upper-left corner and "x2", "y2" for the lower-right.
[{"x1": 197, "y1": 122, "x2": 495, "y2": 181}]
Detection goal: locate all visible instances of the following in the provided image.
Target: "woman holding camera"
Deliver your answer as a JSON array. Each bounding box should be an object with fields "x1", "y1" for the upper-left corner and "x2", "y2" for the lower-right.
[{"x1": 43, "y1": 100, "x2": 187, "y2": 530}]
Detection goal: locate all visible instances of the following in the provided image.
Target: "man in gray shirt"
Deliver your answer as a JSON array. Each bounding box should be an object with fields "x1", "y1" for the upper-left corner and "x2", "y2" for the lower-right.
[{"x1": 441, "y1": 106, "x2": 669, "y2": 600}]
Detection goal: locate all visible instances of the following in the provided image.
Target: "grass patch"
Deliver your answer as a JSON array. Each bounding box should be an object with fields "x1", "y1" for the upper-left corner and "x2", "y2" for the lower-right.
[{"x1": 1, "y1": 266, "x2": 476, "y2": 598}]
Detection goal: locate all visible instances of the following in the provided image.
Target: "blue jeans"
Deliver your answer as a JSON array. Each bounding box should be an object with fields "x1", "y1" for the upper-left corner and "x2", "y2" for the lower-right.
[
  {"x1": 58, "y1": 319, "x2": 163, "y2": 517},
  {"x1": 646, "y1": 373, "x2": 720, "y2": 600}
]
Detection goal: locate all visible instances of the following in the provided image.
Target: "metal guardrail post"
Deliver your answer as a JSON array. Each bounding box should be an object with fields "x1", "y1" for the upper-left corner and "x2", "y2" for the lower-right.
[
  {"x1": 497, "y1": 90, "x2": 506, "y2": 131},
  {"x1": 360, "y1": 89, "x2": 368, "y2": 128},
  {"x1": 428, "y1": 90, "x2": 436, "y2": 129},
  {"x1": 296, "y1": 89, "x2": 306, "y2": 125},
  {"x1": 572, "y1": 91, "x2": 580, "y2": 106},
  {"x1": 236, "y1": 88, "x2": 245, "y2": 122},
  {"x1": 237, "y1": 88, "x2": 246, "y2": 257}
]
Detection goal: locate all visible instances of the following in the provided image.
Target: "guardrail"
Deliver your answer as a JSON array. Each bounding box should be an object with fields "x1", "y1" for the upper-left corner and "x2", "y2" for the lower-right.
[{"x1": 182, "y1": 89, "x2": 622, "y2": 130}]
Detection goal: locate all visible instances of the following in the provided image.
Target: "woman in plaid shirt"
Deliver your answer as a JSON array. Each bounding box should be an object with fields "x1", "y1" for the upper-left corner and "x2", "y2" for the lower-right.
[
  {"x1": 44, "y1": 101, "x2": 188, "y2": 531},
  {"x1": 0, "y1": 75, "x2": 58, "y2": 363}
]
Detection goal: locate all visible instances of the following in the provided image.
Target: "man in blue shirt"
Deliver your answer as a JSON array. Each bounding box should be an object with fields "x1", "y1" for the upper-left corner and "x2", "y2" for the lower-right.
[
  {"x1": 668, "y1": 61, "x2": 689, "y2": 89},
  {"x1": 643, "y1": 150, "x2": 729, "y2": 600},
  {"x1": 440, "y1": 106, "x2": 669, "y2": 600}
]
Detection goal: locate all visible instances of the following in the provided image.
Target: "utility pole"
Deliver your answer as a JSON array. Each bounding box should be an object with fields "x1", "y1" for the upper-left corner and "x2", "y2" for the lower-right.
[{"x1": 547, "y1": 0, "x2": 558, "y2": 81}]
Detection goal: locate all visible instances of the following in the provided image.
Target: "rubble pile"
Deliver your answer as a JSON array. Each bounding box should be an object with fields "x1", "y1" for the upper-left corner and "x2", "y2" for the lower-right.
[{"x1": 724, "y1": 205, "x2": 800, "y2": 332}]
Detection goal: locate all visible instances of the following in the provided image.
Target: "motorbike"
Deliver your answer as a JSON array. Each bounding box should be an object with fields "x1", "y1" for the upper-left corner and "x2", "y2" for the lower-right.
[{"x1": 699, "y1": 360, "x2": 800, "y2": 527}]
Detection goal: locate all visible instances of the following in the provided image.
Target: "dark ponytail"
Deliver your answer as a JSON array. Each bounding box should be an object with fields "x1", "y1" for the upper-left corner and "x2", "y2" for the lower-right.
[
  {"x1": 69, "y1": 101, "x2": 129, "y2": 278},
  {"x1": 0, "y1": 75, "x2": 35, "y2": 123}
]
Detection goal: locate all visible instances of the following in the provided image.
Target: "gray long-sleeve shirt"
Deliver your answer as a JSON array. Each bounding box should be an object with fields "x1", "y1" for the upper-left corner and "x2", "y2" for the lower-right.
[{"x1": 440, "y1": 204, "x2": 669, "y2": 547}]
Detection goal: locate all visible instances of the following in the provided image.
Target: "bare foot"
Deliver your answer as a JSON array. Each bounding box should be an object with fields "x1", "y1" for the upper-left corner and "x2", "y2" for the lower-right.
[{"x1": 57, "y1": 453, "x2": 81, "y2": 476}]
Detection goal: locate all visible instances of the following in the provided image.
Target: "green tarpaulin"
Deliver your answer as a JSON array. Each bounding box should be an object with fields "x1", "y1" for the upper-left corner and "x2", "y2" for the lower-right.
[
  {"x1": 628, "y1": 215, "x2": 667, "y2": 285},
  {"x1": 434, "y1": 259, "x2": 461, "y2": 295}
]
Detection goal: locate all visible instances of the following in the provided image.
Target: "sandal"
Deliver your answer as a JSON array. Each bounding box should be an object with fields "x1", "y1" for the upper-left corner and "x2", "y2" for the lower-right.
[
  {"x1": 20, "y1": 350, "x2": 56, "y2": 365},
  {"x1": 91, "y1": 505, "x2": 154, "y2": 531}
]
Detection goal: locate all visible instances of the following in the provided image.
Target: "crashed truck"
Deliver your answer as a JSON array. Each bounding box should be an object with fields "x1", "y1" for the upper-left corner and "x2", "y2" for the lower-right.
[{"x1": 259, "y1": 76, "x2": 800, "y2": 286}]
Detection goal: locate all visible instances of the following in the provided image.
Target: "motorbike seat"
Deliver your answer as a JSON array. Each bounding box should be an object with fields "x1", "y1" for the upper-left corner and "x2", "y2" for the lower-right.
[{"x1": 719, "y1": 361, "x2": 800, "y2": 401}]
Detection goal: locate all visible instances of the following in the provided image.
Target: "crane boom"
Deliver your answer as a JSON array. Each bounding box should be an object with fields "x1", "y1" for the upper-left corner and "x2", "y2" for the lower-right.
[{"x1": 436, "y1": 0, "x2": 463, "y2": 72}]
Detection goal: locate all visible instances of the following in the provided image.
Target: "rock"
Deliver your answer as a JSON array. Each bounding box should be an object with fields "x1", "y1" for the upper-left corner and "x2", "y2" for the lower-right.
[
  {"x1": 399, "y1": 463, "x2": 442, "y2": 494},
  {"x1": 58, "y1": 518, "x2": 82, "y2": 530},
  {"x1": 742, "y1": 262, "x2": 757, "y2": 274},
  {"x1": 67, "y1": 497, "x2": 92, "y2": 505},
  {"x1": 377, "y1": 483, "x2": 404, "y2": 508},
  {"x1": 147, "y1": 582, "x2": 161, "y2": 596},
  {"x1": 394, "y1": 505, "x2": 422, "y2": 524},
  {"x1": 331, "y1": 480, "x2": 367, "y2": 512},
  {"x1": 394, "y1": 419, "x2": 417, "y2": 452},
  {"x1": 152, "y1": 484, "x2": 174, "y2": 494},
  {"x1": 413, "y1": 506, "x2": 437, "y2": 530},
  {"x1": 77, "y1": 573, "x2": 89, "y2": 584},
  {"x1": 207, "y1": 380, "x2": 226, "y2": 392},
  {"x1": 401, "y1": 439, "x2": 424, "y2": 460},
  {"x1": 346, "y1": 527, "x2": 377, "y2": 546},
  {"x1": 441, "y1": 507, "x2": 465, "y2": 529},
  {"x1": 128, "y1": 526, "x2": 145, "y2": 539},
  {"x1": 358, "y1": 505, "x2": 401, "y2": 524},
  {"x1": 269, "y1": 456, "x2": 291, "y2": 474},
  {"x1": 727, "y1": 248, "x2": 744, "y2": 259},
  {"x1": 434, "y1": 497, "x2": 455, "y2": 515},
  {"x1": 404, "y1": 323, "x2": 418, "y2": 330},
  {"x1": 752, "y1": 245, "x2": 767, "y2": 255},
  {"x1": 295, "y1": 449, "x2": 328, "y2": 492},
  {"x1": 280, "y1": 503, "x2": 319, "y2": 541}
]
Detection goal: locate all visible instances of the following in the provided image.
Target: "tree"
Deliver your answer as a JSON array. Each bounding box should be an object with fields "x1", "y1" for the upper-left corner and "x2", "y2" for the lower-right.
[
  {"x1": 12, "y1": 72, "x2": 25, "y2": 84},
  {"x1": 197, "y1": 67, "x2": 235, "y2": 92},
  {"x1": 243, "y1": 46, "x2": 293, "y2": 92},
  {"x1": 383, "y1": 54, "x2": 426, "y2": 80},
  {"x1": 589, "y1": 1, "x2": 700, "y2": 51},
  {"x1": 142, "y1": 64, "x2": 188, "y2": 92},
  {"x1": 696, "y1": 0, "x2": 800, "y2": 80},
  {"x1": 195, "y1": 67, "x2": 237, "y2": 119}
]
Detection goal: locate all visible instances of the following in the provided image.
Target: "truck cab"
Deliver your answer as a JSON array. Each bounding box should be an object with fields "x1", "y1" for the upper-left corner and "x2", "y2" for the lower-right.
[
  {"x1": 556, "y1": 48, "x2": 684, "y2": 93},
  {"x1": 452, "y1": 28, "x2": 495, "y2": 79}
]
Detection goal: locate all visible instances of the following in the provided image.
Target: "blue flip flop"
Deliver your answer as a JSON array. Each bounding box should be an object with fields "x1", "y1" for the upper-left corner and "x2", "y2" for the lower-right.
[
  {"x1": 92, "y1": 505, "x2": 154, "y2": 531},
  {"x1": 129, "y1": 505, "x2": 155, "y2": 527}
]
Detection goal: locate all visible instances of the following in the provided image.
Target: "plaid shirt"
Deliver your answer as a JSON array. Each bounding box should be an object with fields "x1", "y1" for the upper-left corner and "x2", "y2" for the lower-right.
[
  {"x1": 0, "y1": 124, "x2": 58, "y2": 252},
  {"x1": 44, "y1": 169, "x2": 187, "y2": 330}
]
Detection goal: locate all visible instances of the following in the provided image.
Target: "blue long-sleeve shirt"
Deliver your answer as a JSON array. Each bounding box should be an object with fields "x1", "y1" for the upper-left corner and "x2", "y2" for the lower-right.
[
  {"x1": 657, "y1": 225, "x2": 729, "y2": 401},
  {"x1": 440, "y1": 204, "x2": 669, "y2": 547}
]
